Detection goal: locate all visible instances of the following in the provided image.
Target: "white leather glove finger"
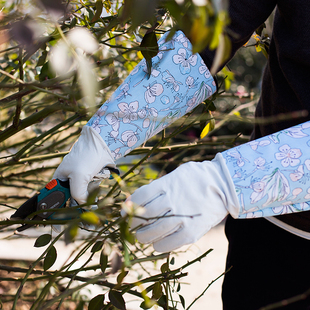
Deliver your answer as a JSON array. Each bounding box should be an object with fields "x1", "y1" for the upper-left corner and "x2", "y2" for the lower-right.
[
  {"x1": 53, "y1": 126, "x2": 116, "y2": 205},
  {"x1": 129, "y1": 183, "x2": 172, "y2": 228},
  {"x1": 127, "y1": 154, "x2": 240, "y2": 252},
  {"x1": 153, "y1": 228, "x2": 197, "y2": 253}
]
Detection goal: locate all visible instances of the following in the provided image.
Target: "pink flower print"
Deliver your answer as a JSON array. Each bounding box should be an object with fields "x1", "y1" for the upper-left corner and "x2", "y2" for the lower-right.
[
  {"x1": 185, "y1": 96, "x2": 198, "y2": 113},
  {"x1": 275, "y1": 144, "x2": 302, "y2": 167},
  {"x1": 198, "y1": 59, "x2": 211, "y2": 78},
  {"x1": 94, "y1": 105, "x2": 107, "y2": 118},
  {"x1": 111, "y1": 147, "x2": 122, "y2": 160},
  {"x1": 272, "y1": 202, "x2": 308, "y2": 215},
  {"x1": 249, "y1": 139, "x2": 270, "y2": 151},
  {"x1": 122, "y1": 130, "x2": 138, "y2": 148},
  {"x1": 272, "y1": 205, "x2": 294, "y2": 215},
  {"x1": 185, "y1": 75, "x2": 198, "y2": 90},
  {"x1": 250, "y1": 181, "x2": 266, "y2": 203},
  {"x1": 284, "y1": 127, "x2": 308, "y2": 138},
  {"x1": 161, "y1": 70, "x2": 183, "y2": 92},
  {"x1": 91, "y1": 119, "x2": 105, "y2": 134},
  {"x1": 114, "y1": 81, "x2": 131, "y2": 100},
  {"x1": 138, "y1": 108, "x2": 147, "y2": 119},
  {"x1": 254, "y1": 157, "x2": 266, "y2": 169},
  {"x1": 292, "y1": 188, "x2": 303, "y2": 199},
  {"x1": 106, "y1": 112, "x2": 120, "y2": 132},
  {"x1": 305, "y1": 159, "x2": 310, "y2": 171},
  {"x1": 172, "y1": 48, "x2": 197, "y2": 75},
  {"x1": 144, "y1": 82, "x2": 164, "y2": 104},
  {"x1": 289, "y1": 165, "x2": 304, "y2": 182},
  {"x1": 304, "y1": 188, "x2": 310, "y2": 200},
  {"x1": 143, "y1": 118, "x2": 150, "y2": 128},
  {"x1": 174, "y1": 32, "x2": 190, "y2": 48},
  {"x1": 118, "y1": 101, "x2": 139, "y2": 123}
]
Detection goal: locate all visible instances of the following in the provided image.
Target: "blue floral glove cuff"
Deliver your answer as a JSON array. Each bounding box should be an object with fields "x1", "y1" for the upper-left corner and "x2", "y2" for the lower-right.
[
  {"x1": 86, "y1": 30, "x2": 216, "y2": 159},
  {"x1": 222, "y1": 121, "x2": 310, "y2": 218}
]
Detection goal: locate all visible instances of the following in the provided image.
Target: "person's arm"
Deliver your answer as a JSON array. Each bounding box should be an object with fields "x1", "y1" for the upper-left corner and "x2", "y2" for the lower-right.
[
  {"x1": 85, "y1": 31, "x2": 216, "y2": 159},
  {"x1": 53, "y1": 30, "x2": 216, "y2": 204},
  {"x1": 54, "y1": 0, "x2": 279, "y2": 205},
  {"x1": 128, "y1": 120, "x2": 310, "y2": 252}
]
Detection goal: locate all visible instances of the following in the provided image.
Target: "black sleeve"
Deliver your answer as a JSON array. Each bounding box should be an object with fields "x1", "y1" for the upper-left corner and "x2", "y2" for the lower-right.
[{"x1": 200, "y1": 0, "x2": 277, "y2": 70}]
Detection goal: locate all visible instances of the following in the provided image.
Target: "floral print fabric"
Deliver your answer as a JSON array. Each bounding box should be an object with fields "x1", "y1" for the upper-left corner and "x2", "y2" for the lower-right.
[
  {"x1": 87, "y1": 31, "x2": 216, "y2": 159},
  {"x1": 222, "y1": 122, "x2": 310, "y2": 218}
]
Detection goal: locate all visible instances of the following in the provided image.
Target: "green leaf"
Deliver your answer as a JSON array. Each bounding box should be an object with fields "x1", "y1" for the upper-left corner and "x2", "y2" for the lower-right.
[
  {"x1": 70, "y1": 17, "x2": 77, "y2": 28},
  {"x1": 64, "y1": 224, "x2": 79, "y2": 245},
  {"x1": 100, "y1": 252, "x2": 108, "y2": 273},
  {"x1": 140, "y1": 300, "x2": 156, "y2": 309},
  {"x1": 81, "y1": 211, "x2": 100, "y2": 225},
  {"x1": 39, "y1": 61, "x2": 56, "y2": 81},
  {"x1": 91, "y1": 0, "x2": 103, "y2": 23},
  {"x1": 157, "y1": 295, "x2": 167, "y2": 308},
  {"x1": 91, "y1": 241, "x2": 104, "y2": 253},
  {"x1": 108, "y1": 290, "x2": 126, "y2": 310},
  {"x1": 179, "y1": 294, "x2": 185, "y2": 309},
  {"x1": 119, "y1": 221, "x2": 135, "y2": 245},
  {"x1": 140, "y1": 31, "x2": 158, "y2": 78},
  {"x1": 152, "y1": 282, "x2": 162, "y2": 299},
  {"x1": 176, "y1": 282, "x2": 181, "y2": 292},
  {"x1": 160, "y1": 262, "x2": 169, "y2": 273},
  {"x1": 88, "y1": 294, "x2": 105, "y2": 310},
  {"x1": 36, "y1": 50, "x2": 47, "y2": 67},
  {"x1": 44, "y1": 245, "x2": 57, "y2": 271},
  {"x1": 76, "y1": 301, "x2": 85, "y2": 310},
  {"x1": 117, "y1": 270, "x2": 128, "y2": 285},
  {"x1": 34, "y1": 234, "x2": 51, "y2": 248},
  {"x1": 87, "y1": 187, "x2": 100, "y2": 205},
  {"x1": 206, "y1": 101, "x2": 216, "y2": 111}
]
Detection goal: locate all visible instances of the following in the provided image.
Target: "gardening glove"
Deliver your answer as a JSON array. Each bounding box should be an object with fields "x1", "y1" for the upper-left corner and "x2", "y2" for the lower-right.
[
  {"x1": 53, "y1": 126, "x2": 117, "y2": 205},
  {"x1": 128, "y1": 120, "x2": 310, "y2": 252},
  {"x1": 54, "y1": 30, "x2": 216, "y2": 205},
  {"x1": 85, "y1": 30, "x2": 216, "y2": 159},
  {"x1": 128, "y1": 153, "x2": 238, "y2": 252}
]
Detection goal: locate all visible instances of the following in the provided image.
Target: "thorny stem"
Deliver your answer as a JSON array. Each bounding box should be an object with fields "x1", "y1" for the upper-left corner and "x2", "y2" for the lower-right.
[
  {"x1": 11, "y1": 231, "x2": 65, "y2": 310},
  {"x1": 0, "y1": 75, "x2": 119, "y2": 144},
  {"x1": 186, "y1": 266, "x2": 232, "y2": 310},
  {"x1": 12, "y1": 48, "x2": 23, "y2": 128},
  {"x1": 0, "y1": 68, "x2": 68, "y2": 100}
]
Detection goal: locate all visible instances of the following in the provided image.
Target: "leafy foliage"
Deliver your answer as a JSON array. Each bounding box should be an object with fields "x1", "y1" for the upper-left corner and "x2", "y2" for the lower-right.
[{"x1": 0, "y1": 0, "x2": 267, "y2": 309}]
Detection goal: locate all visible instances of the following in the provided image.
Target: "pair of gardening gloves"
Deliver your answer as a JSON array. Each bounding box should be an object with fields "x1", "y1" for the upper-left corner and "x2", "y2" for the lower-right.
[{"x1": 53, "y1": 31, "x2": 310, "y2": 252}]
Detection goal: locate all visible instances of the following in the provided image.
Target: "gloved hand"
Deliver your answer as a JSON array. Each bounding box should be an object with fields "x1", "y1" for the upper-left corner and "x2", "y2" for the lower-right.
[
  {"x1": 53, "y1": 30, "x2": 216, "y2": 207},
  {"x1": 53, "y1": 126, "x2": 117, "y2": 205},
  {"x1": 128, "y1": 153, "x2": 240, "y2": 252}
]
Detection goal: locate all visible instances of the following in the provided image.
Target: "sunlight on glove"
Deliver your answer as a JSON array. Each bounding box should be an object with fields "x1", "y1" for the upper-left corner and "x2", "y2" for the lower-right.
[
  {"x1": 127, "y1": 153, "x2": 239, "y2": 252},
  {"x1": 53, "y1": 126, "x2": 117, "y2": 205}
]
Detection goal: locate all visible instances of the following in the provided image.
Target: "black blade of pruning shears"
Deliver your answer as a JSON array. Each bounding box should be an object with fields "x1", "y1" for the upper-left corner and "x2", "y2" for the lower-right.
[{"x1": 10, "y1": 179, "x2": 72, "y2": 232}]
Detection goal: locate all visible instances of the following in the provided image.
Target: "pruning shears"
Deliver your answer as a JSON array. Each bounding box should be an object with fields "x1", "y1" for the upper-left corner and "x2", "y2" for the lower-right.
[
  {"x1": 10, "y1": 167, "x2": 119, "y2": 232},
  {"x1": 10, "y1": 179, "x2": 79, "y2": 232}
]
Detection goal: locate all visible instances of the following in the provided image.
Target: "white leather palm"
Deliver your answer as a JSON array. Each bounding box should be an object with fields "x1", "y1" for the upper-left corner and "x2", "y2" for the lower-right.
[
  {"x1": 128, "y1": 153, "x2": 239, "y2": 252},
  {"x1": 53, "y1": 126, "x2": 116, "y2": 204}
]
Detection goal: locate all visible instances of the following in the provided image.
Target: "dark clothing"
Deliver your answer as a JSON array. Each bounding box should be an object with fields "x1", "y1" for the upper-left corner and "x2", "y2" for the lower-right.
[
  {"x1": 222, "y1": 215, "x2": 310, "y2": 310},
  {"x1": 199, "y1": 1, "x2": 310, "y2": 308},
  {"x1": 200, "y1": 0, "x2": 310, "y2": 234}
]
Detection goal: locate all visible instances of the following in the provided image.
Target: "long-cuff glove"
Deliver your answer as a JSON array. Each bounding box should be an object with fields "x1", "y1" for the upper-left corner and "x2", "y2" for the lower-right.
[
  {"x1": 129, "y1": 154, "x2": 238, "y2": 252},
  {"x1": 54, "y1": 30, "x2": 216, "y2": 204},
  {"x1": 129, "y1": 120, "x2": 310, "y2": 252}
]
